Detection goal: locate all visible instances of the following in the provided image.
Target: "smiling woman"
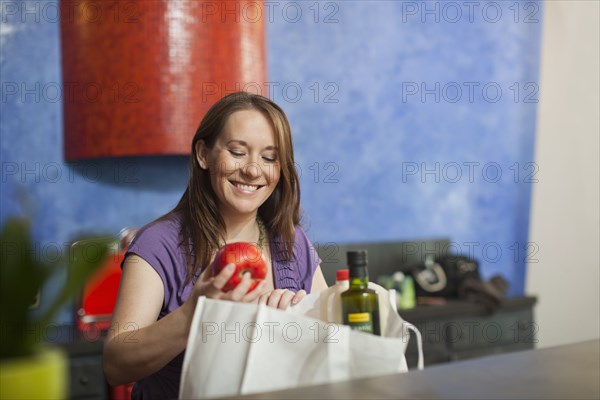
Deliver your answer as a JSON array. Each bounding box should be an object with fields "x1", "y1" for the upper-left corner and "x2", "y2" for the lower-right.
[{"x1": 102, "y1": 92, "x2": 328, "y2": 400}]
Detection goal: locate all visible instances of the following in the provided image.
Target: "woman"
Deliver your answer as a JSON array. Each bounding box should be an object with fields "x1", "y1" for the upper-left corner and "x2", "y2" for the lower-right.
[{"x1": 103, "y1": 92, "x2": 329, "y2": 399}]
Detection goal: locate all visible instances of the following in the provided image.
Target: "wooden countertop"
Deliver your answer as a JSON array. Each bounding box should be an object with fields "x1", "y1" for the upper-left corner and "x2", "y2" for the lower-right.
[{"x1": 230, "y1": 339, "x2": 600, "y2": 399}]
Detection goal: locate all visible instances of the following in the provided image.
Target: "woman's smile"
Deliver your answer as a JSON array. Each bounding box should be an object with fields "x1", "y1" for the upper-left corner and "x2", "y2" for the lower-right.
[{"x1": 230, "y1": 181, "x2": 263, "y2": 193}]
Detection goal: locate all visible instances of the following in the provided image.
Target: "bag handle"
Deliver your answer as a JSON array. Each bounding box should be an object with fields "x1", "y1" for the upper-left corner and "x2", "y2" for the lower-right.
[
  {"x1": 390, "y1": 289, "x2": 424, "y2": 370},
  {"x1": 404, "y1": 322, "x2": 424, "y2": 370}
]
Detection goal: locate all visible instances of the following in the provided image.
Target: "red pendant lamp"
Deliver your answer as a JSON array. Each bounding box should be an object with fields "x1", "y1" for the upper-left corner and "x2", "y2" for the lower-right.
[{"x1": 61, "y1": 1, "x2": 267, "y2": 160}]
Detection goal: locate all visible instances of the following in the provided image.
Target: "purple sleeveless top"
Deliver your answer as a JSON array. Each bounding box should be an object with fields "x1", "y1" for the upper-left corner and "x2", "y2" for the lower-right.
[{"x1": 123, "y1": 213, "x2": 320, "y2": 399}]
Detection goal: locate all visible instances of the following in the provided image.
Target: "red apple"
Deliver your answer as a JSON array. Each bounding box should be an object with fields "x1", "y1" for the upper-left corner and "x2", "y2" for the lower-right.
[{"x1": 212, "y1": 242, "x2": 267, "y2": 293}]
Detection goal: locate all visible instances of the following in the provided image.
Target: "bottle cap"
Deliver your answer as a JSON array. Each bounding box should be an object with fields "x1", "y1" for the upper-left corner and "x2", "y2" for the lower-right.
[
  {"x1": 347, "y1": 250, "x2": 368, "y2": 267},
  {"x1": 336, "y1": 269, "x2": 349, "y2": 281}
]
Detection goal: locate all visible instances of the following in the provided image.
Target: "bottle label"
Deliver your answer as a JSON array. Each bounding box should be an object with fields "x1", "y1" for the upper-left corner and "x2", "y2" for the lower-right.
[
  {"x1": 347, "y1": 312, "x2": 374, "y2": 333},
  {"x1": 348, "y1": 313, "x2": 370, "y2": 323}
]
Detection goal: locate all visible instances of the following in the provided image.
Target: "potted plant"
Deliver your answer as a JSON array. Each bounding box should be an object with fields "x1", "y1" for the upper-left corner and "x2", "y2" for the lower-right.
[{"x1": 0, "y1": 217, "x2": 110, "y2": 399}]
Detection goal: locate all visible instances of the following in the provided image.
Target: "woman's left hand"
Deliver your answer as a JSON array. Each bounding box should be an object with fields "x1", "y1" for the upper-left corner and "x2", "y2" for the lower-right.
[{"x1": 256, "y1": 289, "x2": 306, "y2": 310}]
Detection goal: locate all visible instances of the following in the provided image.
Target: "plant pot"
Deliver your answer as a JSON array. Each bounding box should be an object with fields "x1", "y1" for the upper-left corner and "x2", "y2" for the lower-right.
[{"x1": 0, "y1": 346, "x2": 68, "y2": 399}]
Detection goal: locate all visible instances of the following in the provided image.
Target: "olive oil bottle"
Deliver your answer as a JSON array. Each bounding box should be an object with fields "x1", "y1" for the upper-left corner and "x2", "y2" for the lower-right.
[{"x1": 341, "y1": 250, "x2": 381, "y2": 335}]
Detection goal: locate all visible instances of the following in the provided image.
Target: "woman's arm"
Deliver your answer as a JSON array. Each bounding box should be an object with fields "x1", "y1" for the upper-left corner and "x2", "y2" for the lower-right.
[
  {"x1": 103, "y1": 255, "x2": 191, "y2": 385},
  {"x1": 103, "y1": 255, "x2": 265, "y2": 386}
]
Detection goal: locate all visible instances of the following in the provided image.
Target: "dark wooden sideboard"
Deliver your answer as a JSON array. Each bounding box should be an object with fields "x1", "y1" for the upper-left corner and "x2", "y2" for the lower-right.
[
  {"x1": 401, "y1": 296, "x2": 537, "y2": 368},
  {"x1": 48, "y1": 327, "x2": 107, "y2": 400}
]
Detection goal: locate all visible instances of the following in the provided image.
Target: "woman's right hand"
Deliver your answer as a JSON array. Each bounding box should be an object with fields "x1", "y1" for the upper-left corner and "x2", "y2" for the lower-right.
[
  {"x1": 188, "y1": 263, "x2": 266, "y2": 302},
  {"x1": 181, "y1": 263, "x2": 266, "y2": 330}
]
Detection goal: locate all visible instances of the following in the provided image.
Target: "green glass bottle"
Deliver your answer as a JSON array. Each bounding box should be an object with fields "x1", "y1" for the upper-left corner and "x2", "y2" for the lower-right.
[{"x1": 341, "y1": 250, "x2": 381, "y2": 335}]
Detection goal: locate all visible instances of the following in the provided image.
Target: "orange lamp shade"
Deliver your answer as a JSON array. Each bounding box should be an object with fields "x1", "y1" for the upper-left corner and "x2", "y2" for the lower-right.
[{"x1": 61, "y1": 1, "x2": 267, "y2": 160}]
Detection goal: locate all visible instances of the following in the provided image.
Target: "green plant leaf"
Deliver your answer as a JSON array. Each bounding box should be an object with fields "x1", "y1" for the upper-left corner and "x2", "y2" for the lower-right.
[
  {"x1": 1, "y1": 219, "x2": 52, "y2": 358},
  {"x1": 38, "y1": 237, "x2": 112, "y2": 328}
]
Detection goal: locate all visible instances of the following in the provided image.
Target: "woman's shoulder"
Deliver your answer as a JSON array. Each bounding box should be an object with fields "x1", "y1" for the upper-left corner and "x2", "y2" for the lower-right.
[
  {"x1": 130, "y1": 213, "x2": 183, "y2": 249},
  {"x1": 293, "y1": 224, "x2": 312, "y2": 244}
]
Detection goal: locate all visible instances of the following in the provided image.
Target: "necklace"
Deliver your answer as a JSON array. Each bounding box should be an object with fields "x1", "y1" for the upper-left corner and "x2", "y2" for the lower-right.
[{"x1": 256, "y1": 216, "x2": 266, "y2": 249}]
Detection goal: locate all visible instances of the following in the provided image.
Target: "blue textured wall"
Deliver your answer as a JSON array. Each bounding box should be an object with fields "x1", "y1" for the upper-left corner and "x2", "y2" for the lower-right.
[
  {"x1": 1, "y1": 1, "x2": 542, "y2": 324},
  {"x1": 266, "y1": 1, "x2": 542, "y2": 295}
]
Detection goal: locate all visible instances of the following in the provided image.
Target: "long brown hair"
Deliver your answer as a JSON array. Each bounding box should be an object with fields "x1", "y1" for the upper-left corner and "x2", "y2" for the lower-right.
[{"x1": 168, "y1": 92, "x2": 301, "y2": 283}]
